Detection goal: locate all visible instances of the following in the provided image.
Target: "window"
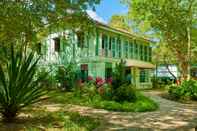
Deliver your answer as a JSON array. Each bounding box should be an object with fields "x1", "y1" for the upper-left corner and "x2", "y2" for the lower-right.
[
  {"x1": 81, "y1": 64, "x2": 88, "y2": 82},
  {"x1": 129, "y1": 42, "x2": 133, "y2": 59},
  {"x1": 117, "y1": 39, "x2": 121, "y2": 58},
  {"x1": 101, "y1": 34, "x2": 108, "y2": 56},
  {"x1": 54, "y1": 37, "x2": 60, "y2": 52},
  {"x1": 149, "y1": 47, "x2": 152, "y2": 62},
  {"x1": 102, "y1": 34, "x2": 107, "y2": 49},
  {"x1": 112, "y1": 37, "x2": 116, "y2": 58},
  {"x1": 144, "y1": 46, "x2": 148, "y2": 61},
  {"x1": 95, "y1": 31, "x2": 99, "y2": 56},
  {"x1": 124, "y1": 41, "x2": 129, "y2": 58},
  {"x1": 140, "y1": 44, "x2": 143, "y2": 60},
  {"x1": 77, "y1": 32, "x2": 85, "y2": 48},
  {"x1": 109, "y1": 37, "x2": 112, "y2": 50},
  {"x1": 134, "y1": 42, "x2": 138, "y2": 59},
  {"x1": 140, "y1": 69, "x2": 148, "y2": 83}
]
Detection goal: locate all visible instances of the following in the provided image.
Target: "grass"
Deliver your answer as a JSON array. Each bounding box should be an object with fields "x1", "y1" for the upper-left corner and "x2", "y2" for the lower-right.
[
  {"x1": 0, "y1": 88, "x2": 158, "y2": 131},
  {"x1": 0, "y1": 108, "x2": 100, "y2": 131},
  {"x1": 48, "y1": 90, "x2": 158, "y2": 112}
]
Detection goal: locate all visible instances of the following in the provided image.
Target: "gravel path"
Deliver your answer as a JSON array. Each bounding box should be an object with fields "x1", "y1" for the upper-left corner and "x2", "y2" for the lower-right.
[{"x1": 66, "y1": 90, "x2": 197, "y2": 131}]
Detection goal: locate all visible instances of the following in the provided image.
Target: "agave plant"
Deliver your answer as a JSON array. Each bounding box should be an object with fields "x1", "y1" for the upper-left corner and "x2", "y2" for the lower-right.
[{"x1": 0, "y1": 46, "x2": 47, "y2": 122}]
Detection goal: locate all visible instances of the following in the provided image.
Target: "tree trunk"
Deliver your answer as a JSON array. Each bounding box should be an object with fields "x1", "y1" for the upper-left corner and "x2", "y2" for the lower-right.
[
  {"x1": 179, "y1": 61, "x2": 189, "y2": 81},
  {"x1": 187, "y1": 27, "x2": 191, "y2": 80}
]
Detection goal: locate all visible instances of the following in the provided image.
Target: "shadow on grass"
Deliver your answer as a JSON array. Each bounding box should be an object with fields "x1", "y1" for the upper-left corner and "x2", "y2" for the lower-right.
[{"x1": 0, "y1": 109, "x2": 100, "y2": 131}]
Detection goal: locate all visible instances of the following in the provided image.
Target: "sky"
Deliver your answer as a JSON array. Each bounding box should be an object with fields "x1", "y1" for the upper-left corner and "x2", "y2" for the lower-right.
[{"x1": 87, "y1": 0, "x2": 128, "y2": 24}]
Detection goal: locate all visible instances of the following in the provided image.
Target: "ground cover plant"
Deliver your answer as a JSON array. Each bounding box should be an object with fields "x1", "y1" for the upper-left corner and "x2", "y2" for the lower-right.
[{"x1": 168, "y1": 79, "x2": 197, "y2": 101}]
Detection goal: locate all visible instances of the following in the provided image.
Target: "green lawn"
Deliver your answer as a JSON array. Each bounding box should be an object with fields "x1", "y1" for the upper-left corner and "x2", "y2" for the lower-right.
[{"x1": 48, "y1": 90, "x2": 158, "y2": 112}]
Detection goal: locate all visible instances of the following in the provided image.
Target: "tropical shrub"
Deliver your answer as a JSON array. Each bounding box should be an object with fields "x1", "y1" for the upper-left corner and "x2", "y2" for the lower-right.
[
  {"x1": 0, "y1": 46, "x2": 47, "y2": 122},
  {"x1": 99, "y1": 84, "x2": 113, "y2": 100},
  {"x1": 106, "y1": 77, "x2": 113, "y2": 85},
  {"x1": 82, "y1": 82, "x2": 97, "y2": 100},
  {"x1": 169, "y1": 80, "x2": 197, "y2": 100},
  {"x1": 37, "y1": 67, "x2": 51, "y2": 88},
  {"x1": 152, "y1": 76, "x2": 175, "y2": 88},
  {"x1": 108, "y1": 60, "x2": 138, "y2": 102},
  {"x1": 95, "y1": 77, "x2": 105, "y2": 88},
  {"x1": 55, "y1": 64, "x2": 78, "y2": 91},
  {"x1": 112, "y1": 60, "x2": 127, "y2": 89},
  {"x1": 112, "y1": 84, "x2": 137, "y2": 102}
]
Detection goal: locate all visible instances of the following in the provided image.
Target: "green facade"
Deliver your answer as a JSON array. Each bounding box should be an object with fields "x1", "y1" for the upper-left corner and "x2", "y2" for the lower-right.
[{"x1": 40, "y1": 23, "x2": 155, "y2": 88}]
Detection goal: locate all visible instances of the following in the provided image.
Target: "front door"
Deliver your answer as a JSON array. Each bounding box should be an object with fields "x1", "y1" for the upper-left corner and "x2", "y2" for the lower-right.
[
  {"x1": 81, "y1": 64, "x2": 88, "y2": 82},
  {"x1": 105, "y1": 63, "x2": 112, "y2": 79},
  {"x1": 125, "y1": 67, "x2": 132, "y2": 84}
]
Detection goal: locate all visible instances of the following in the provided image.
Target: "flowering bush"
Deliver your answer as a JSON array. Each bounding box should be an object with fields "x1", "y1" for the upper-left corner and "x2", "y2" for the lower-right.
[
  {"x1": 95, "y1": 77, "x2": 105, "y2": 88},
  {"x1": 88, "y1": 76, "x2": 94, "y2": 81},
  {"x1": 98, "y1": 86, "x2": 105, "y2": 95},
  {"x1": 106, "y1": 77, "x2": 113, "y2": 85}
]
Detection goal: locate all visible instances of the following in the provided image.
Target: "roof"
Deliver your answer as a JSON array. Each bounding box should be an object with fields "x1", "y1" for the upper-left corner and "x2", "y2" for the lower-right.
[
  {"x1": 125, "y1": 59, "x2": 156, "y2": 69},
  {"x1": 94, "y1": 21, "x2": 153, "y2": 43}
]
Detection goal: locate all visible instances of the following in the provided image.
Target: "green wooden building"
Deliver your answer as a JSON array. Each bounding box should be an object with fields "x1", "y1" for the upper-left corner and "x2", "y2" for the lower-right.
[{"x1": 40, "y1": 21, "x2": 155, "y2": 88}]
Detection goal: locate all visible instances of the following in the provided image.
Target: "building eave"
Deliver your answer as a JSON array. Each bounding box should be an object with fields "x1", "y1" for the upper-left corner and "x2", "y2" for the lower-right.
[{"x1": 125, "y1": 59, "x2": 156, "y2": 69}]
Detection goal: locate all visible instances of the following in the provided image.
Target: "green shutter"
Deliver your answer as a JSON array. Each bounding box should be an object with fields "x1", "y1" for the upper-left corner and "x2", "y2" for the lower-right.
[{"x1": 95, "y1": 31, "x2": 99, "y2": 56}]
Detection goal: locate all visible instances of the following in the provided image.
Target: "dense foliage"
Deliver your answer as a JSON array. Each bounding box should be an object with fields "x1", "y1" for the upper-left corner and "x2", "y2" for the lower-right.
[
  {"x1": 152, "y1": 76, "x2": 174, "y2": 89},
  {"x1": 55, "y1": 64, "x2": 78, "y2": 91},
  {"x1": 110, "y1": 60, "x2": 137, "y2": 102},
  {"x1": 109, "y1": 15, "x2": 132, "y2": 32},
  {"x1": 169, "y1": 80, "x2": 197, "y2": 101},
  {"x1": 113, "y1": 84, "x2": 137, "y2": 102},
  {"x1": 112, "y1": 60, "x2": 128, "y2": 89},
  {"x1": 51, "y1": 60, "x2": 158, "y2": 112},
  {"x1": 123, "y1": 0, "x2": 197, "y2": 80},
  {"x1": 0, "y1": 0, "x2": 100, "y2": 44},
  {"x1": 49, "y1": 90, "x2": 158, "y2": 112},
  {"x1": 0, "y1": 46, "x2": 47, "y2": 122}
]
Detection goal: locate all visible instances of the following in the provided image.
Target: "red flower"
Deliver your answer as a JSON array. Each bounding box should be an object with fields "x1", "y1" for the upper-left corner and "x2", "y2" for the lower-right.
[
  {"x1": 95, "y1": 77, "x2": 105, "y2": 87},
  {"x1": 106, "y1": 77, "x2": 113, "y2": 85},
  {"x1": 88, "y1": 76, "x2": 94, "y2": 81}
]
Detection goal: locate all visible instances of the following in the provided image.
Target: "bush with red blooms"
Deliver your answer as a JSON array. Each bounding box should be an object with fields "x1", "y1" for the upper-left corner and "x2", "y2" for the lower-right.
[
  {"x1": 106, "y1": 77, "x2": 113, "y2": 85},
  {"x1": 95, "y1": 77, "x2": 105, "y2": 88},
  {"x1": 88, "y1": 76, "x2": 94, "y2": 81}
]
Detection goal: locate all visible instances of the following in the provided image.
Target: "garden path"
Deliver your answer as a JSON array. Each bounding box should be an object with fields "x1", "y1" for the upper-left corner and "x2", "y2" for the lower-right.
[{"x1": 64, "y1": 90, "x2": 197, "y2": 131}]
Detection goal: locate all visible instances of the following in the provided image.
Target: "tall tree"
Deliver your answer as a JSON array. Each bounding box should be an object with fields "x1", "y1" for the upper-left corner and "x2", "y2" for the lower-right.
[
  {"x1": 123, "y1": 0, "x2": 197, "y2": 81},
  {"x1": 0, "y1": 0, "x2": 100, "y2": 47},
  {"x1": 109, "y1": 15, "x2": 132, "y2": 32},
  {"x1": 152, "y1": 42, "x2": 178, "y2": 80}
]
